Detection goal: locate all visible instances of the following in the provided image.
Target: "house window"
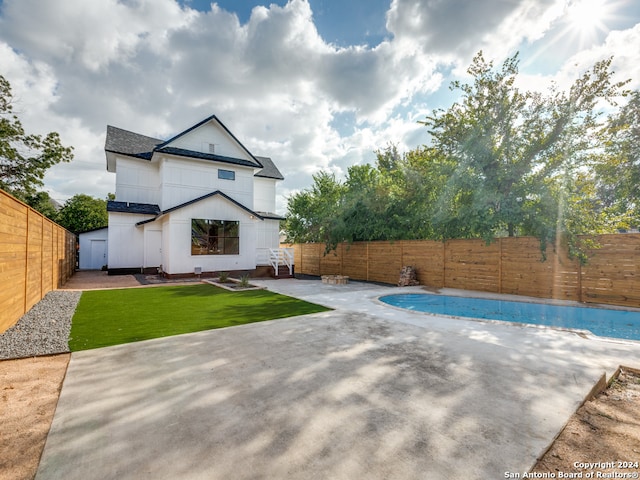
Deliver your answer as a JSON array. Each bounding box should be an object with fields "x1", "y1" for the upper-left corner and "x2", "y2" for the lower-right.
[
  {"x1": 218, "y1": 169, "x2": 235, "y2": 180},
  {"x1": 191, "y1": 219, "x2": 239, "y2": 255},
  {"x1": 208, "y1": 143, "x2": 216, "y2": 154}
]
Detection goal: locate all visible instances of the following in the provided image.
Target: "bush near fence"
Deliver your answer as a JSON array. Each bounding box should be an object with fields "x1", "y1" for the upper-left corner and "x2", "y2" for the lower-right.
[
  {"x1": 0, "y1": 189, "x2": 76, "y2": 332},
  {"x1": 287, "y1": 234, "x2": 640, "y2": 308}
]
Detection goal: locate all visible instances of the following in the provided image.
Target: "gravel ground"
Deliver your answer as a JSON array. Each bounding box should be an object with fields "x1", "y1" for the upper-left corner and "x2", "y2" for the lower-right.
[{"x1": 0, "y1": 291, "x2": 81, "y2": 360}]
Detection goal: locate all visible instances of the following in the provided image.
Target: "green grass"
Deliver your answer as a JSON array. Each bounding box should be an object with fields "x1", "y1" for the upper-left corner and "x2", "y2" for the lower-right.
[{"x1": 70, "y1": 284, "x2": 331, "y2": 351}]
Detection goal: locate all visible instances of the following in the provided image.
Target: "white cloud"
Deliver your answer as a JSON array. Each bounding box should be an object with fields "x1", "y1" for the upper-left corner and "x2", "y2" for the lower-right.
[
  {"x1": 557, "y1": 23, "x2": 640, "y2": 93},
  {"x1": 0, "y1": 0, "x2": 638, "y2": 213},
  {"x1": 386, "y1": 0, "x2": 561, "y2": 61}
]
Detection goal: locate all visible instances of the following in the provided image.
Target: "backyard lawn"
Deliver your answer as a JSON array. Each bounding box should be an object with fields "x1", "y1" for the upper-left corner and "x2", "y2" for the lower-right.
[{"x1": 69, "y1": 283, "x2": 331, "y2": 351}]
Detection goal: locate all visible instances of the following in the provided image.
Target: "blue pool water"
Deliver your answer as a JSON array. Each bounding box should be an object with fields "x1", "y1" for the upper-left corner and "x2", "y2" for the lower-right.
[{"x1": 379, "y1": 294, "x2": 640, "y2": 341}]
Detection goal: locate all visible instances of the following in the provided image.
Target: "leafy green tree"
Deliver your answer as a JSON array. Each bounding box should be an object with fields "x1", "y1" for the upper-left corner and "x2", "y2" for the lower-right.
[
  {"x1": 283, "y1": 171, "x2": 345, "y2": 245},
  {"x1": 0, "y1": 75, "x2": 74, "y2": 199},
  {"x1": 421, "y1": 52, "x2": 628, "y2": 246},
  {"x1": 593, "y1": 90, "x2": 640, "y2": 230},
  {"x1": 24, "y1": 190, "x2": 60, "y2": 221},
  {"x1": 57, "y1": 194, "x2": 108, "y2": 234}
]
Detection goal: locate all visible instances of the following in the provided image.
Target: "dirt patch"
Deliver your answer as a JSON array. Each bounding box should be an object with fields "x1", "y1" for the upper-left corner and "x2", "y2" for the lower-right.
[
  {"x1": 531, "y1": 367, "x2": 640, "y2": 478},
  {"x1": 0, "y1": 354, "x2": 70, "y2": 480}
]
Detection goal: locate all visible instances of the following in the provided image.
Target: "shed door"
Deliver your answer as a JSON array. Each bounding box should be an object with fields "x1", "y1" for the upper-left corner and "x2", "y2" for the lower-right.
[{"x1": 90, "y1": 240, "x2": 107, "y2": 270}]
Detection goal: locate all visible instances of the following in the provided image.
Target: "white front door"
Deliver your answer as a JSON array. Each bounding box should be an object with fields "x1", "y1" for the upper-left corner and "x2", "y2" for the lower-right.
[
  {"x1": 90, "y1": 240, "x2": 107, "y2": 269},
  {"x1": 145, "y1": 230, "x2": 162, "y2": 268}
]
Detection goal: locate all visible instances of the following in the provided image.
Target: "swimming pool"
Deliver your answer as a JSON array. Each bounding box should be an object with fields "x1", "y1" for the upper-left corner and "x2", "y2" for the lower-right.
[{"x1": 379, "y1": 293, "x2": 640, "y2": 341}]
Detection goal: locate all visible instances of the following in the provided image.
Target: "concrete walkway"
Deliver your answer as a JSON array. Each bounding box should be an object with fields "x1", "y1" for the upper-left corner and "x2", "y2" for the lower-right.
[{"x1": 37, "y1": 279, "x2": 640, "y2": 479}]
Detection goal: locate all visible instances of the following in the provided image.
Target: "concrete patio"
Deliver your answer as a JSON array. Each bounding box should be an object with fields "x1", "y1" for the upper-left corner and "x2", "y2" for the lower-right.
[{"x1": 36, "y1": 278, "x2": 640, "y2": 479}]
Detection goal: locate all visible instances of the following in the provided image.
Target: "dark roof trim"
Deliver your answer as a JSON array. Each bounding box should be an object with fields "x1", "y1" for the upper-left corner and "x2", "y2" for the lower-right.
[
  {"x1": 157, "y1": 147, "x2": 259, "y2": 168},
  {"x1": 134, "y1": 190, "x2": 266, "y2": 226},
  {"x1": 255, "y1": 211, "x2": 286, "y2": 220},
  {"x1": 107, "y1": 201, "x2": 161, "y2": 215},
  {"x1": 155, "y1": 115, "x2": 263, "y2": 168},
  {"x1": 77, "y1": 226, "x2": 109, "y2": 234}
]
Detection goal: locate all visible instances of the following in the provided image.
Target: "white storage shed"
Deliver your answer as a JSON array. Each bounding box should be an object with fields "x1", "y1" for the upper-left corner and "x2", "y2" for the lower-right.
[{"x1": 78, "y1": 227, "x2": 108, "y2": 270}]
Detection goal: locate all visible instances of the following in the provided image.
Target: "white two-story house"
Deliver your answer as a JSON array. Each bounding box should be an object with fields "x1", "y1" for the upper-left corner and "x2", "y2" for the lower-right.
[{"x1": 105, "y1": 114, "x2": 289, "y2": 277}]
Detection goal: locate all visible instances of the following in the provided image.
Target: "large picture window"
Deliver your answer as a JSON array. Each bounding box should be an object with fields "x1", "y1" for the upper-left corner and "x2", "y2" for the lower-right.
[{"x1": 191, "y1": 219, "x2": 239, "y2": 255}]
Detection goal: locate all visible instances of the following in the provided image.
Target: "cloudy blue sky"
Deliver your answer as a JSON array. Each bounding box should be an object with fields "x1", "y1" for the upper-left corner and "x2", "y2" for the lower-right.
[{"x1": 1, "y1": 0, "x2": 639, "y2": 213}]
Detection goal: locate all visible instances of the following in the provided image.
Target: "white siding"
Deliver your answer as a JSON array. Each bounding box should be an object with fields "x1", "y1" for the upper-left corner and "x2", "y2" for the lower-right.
[
  {"x1": 107, "y1": 212, "x2": 153, "y2": 269},
  {"x1": 115, "y1": 157, "x2": 160, "y2": 204},
  {"x1": 254, "y1": 219, "x2": 280, "y2": 266},
  {"x1": 162, "y1": 194, "x2": 260, "y2": 275},
  {"x1": 255, "y1": 219, "x2": 280, "y2": 250},
  {"x1": 167, "y1": 121, "x2": 254, "y2": 161},
  {"x1": 253, "y1": 177, "x2": 276, "y2": 212},
  {"x1": 78, "y1": 228, "x2": 108, "y2": 270},
  {"x1": 161, "y1": 217, "x2": 172, "y2": 273},
  {"x1": 159, "y1": 157, "x2": 254, "y2": 211}
]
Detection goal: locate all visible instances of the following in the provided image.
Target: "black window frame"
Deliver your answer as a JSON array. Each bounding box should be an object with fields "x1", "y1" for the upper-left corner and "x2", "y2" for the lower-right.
[{"x1": 191, "y1": 219, "x2": 240, "y2": 255}]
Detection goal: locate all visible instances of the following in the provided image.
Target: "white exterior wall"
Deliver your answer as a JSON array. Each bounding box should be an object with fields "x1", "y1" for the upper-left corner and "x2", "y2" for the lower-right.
[
  {"x1": 254, "y1": 219, "x2": 281, "y2": 266},
  {"x1": 168, "y1": 122, "x2": 253, "y2": 161},
  {"x1": 159, "y1": 157, "x2": 254, "y2": 211},
  {"x1": 107, "y1": 212, "x2": 154, "y2": 269},
  {"x1": 161, "y1": 217, "x2": 172, "y2": 273},
  {"x1": 253, "y1": 177, "x2": 276, "y2": 212},
  {"x1": 162, "y1": 195, "x2": 260, "y2": 275},
  {"x1": 255, "y1": 219, "x2": 280, "y2": 250},
  {"x1": 78, "y1": 228, "x2": 108, "y2": 270},
  {"x1": 115, "y1": 157, "x2": 160, "y2": 204}
]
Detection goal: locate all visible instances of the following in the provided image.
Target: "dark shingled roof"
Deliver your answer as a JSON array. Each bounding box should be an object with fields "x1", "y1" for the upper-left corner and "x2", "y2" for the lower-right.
[
  {"x1": 254, "y1": 156, "x2": 284, "y2": 180},
  {"x1": 107, "y1": 201, "x2": 161, "y2": 215},
  {"x1": 105, "y1": 126, "x2": 161, "y2": 160},
  {"x1": 105, "y1": 117, "x2": 284, "y2": 178}
]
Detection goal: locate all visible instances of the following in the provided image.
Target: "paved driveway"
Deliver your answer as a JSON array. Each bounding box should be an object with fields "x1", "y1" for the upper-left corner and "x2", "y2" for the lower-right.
[{"x1": 36, "y1": 279, "x2": 640, "y2": 479}]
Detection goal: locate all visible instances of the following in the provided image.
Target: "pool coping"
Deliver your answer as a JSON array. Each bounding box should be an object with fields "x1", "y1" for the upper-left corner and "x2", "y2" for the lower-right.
[{"x1": 375, "y1": 289, "x2": 640, "y2": 345}]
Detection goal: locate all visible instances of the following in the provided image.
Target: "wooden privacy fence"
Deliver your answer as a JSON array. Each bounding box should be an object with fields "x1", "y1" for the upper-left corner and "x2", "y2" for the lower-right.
[
  {"x1": 288, "y1": 234, "x2": 640, "y2": 308},
  {"x1": 0, "y1": 189, "x2": 76, "y2": 333}
]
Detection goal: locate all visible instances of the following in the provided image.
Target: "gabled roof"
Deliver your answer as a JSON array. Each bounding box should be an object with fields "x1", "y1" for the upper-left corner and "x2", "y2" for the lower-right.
[
  {"x1": 134, "y1": 190, "x2": 269, "y2": 226},
  {"x1": 254, "y1": 156, "x2": 284, "y2": 180},
  {"x1": 105, "y1": 115, "x2": 285, "y2": 180},
  {"x1": 105, "y1": 115, "x2": 264, "y2": 169},
  {"x1": 107, "y1": 201, "x2": 161, "y2": 215},
  {"x1": 156, "y1": 114, "x2": 262, "y2": 168}
]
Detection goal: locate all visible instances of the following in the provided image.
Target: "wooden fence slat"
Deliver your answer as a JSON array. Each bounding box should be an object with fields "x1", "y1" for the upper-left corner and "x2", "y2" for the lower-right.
[
  {"x1": 289, "y1": 233, "x2": 640, "y2": 308},
  {"x1": 0, "y1": 189, "x2": 75, "y2": 333}
]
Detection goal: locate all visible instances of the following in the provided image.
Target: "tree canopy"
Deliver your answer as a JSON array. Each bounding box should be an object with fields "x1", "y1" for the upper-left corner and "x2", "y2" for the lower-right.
[
  {"x1": 0, "y1": 74, "x2": 74, "y2": 201},
  {"x1": 56, "y1": 194, "x2": 108, "y2": 234},
  {"x1": 284, "y1": 52, "x2": 636, "y2": 257}
]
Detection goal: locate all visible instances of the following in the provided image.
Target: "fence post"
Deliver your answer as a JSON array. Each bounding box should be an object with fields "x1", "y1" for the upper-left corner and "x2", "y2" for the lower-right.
[
  {"x1": 498, "y1": 237, "x2": 503, "y2": 294},
  {"x1": 40, "y1": 214, "x2": 44, "y2": 299},
  {"x1": 23, "y1": 207, "x2": 29, "y2": 316},
  {"x1": 442, "y1": 241, "x2": 446, "y2": 288},
  {"x1": 366, "y1": 242, "x2": 369, "y2": 282},
  {"x1": 578, "y1": 259, "x2": 583, "y2": 303}
]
